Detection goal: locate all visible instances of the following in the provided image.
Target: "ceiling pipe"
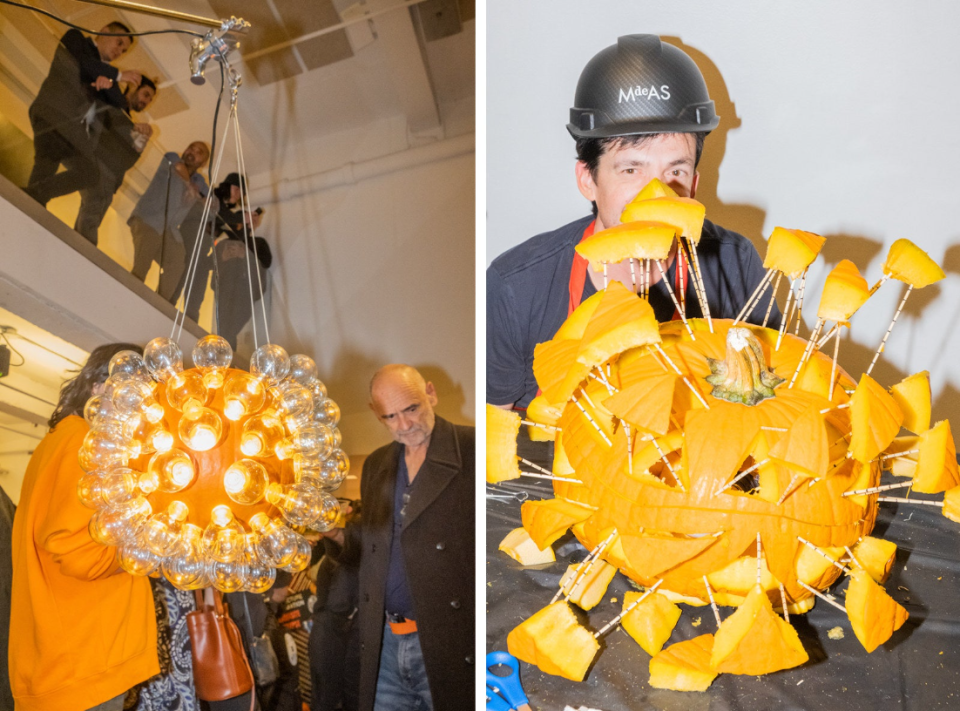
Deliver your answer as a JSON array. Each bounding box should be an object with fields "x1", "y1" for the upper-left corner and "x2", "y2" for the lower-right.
[
  {"x1": 248, "y1": 132, "x2": 474, "y2": 205},
  {"x1": 72, "y1": 0, "x2": 224, "y2": 29}
]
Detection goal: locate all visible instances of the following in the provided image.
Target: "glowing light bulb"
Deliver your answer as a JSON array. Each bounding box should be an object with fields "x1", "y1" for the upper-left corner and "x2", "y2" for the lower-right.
[
  {"x1": 144, "y1": 337, "x2": 183, "y2": 383},
  {"x1": 161, "y1": 523, "x2": 206, "y2": 590},
  {"x1": 144, "y1": 400, "x2": 165, "y2": 423},
  {"x1": 240, "y1": 414, "x2": 284, "y2": 457},
  {"x1": 178, "y1": 406, "x2": 223, "y2": 451},
  {"x1": 281, "y1": 534, "x2": 313, "y2": 573},
  {"x1": 242, "y1": 559, "x2": 276, "y2": 593},
  {"x1": 142, "y1": 501, "x2": 189, "y2": 557},
  {"x1": 152, "y1": 428, "x2": 174, "y2": 453},
  {"x1": 146, "y1": 449, "x2": 196, "y2": 493},
  {"x1": 223, "y1": 371, "x2": 266, "y2": 421},
  {"x1": 192, "y1": 335, "x2": 233, "y2": 389},
  {"x1": 287, "y1": 354, "x2": 318, "y2": 386},
  {"x1": 212, "y1": 559, "x2": 245, "y2": 592},
  {"x1": 77, "y1": 468, "x2": 139, "y2": 509},
  {"x1": 164, "y1": 370, "x2": 208, "y2": 412},
  {"x1": 202, "y1": 510, "x2": 245, "y2": 564},
  {"x1": 250, "y1": 344, "x2": 290, "y2": 386},
  {"x1": 223, "y1": 459, "x2": 269, "y2": 505}
]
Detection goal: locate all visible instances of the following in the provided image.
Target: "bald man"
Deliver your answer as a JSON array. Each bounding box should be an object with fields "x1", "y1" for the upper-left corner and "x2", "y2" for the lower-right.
[{"x1": 331, "y1": 365, "x2": 475, "y2": 711}]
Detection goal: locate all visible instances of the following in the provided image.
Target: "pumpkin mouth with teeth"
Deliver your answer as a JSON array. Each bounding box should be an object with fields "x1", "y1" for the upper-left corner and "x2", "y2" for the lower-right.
[{"x1": 487, "y1": 178, "x2": 958, "y2": 688}]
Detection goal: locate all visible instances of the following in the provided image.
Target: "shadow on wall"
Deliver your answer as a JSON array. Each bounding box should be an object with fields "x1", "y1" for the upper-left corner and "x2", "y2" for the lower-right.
[{"x1": 662, "y1": 37, "x2": 767, "y2": 255}]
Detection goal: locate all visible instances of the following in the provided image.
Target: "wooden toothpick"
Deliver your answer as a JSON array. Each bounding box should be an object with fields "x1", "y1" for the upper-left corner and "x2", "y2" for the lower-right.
[
  {"x1": 866, "y1": 284, "x2": 914, "y2": 377},
  {"x1": 878, "y1": 496, "x2": 943, "y2": 508},
  {"x1": 797, "y1": 580, "x2": 847, "y2": 612},
  {"x1": 788, "y1": 317, "x2": 825, "y2": 388},
  {"x1": 602, "y1": 262, "x2": 609, "y2": 290},
  {"x1": 797, "y1": 537, "x2": 850, "y2": 574},
  {"x1": 734, "y1": 269, "x2": 774, "y2": 325},
  {"x1": 521, "y1": 419, "x2": 560, "y2": 433},
  {"x1": 756, "y1": 532, "x2": 763, "y2": 587},
  {"x1": 776, "y1": 473, "x2": 803, "y2": 506},
  {"x1": 775, "y1": 277, "x2": 799, "y2": 351},
  {"x1": 571, "y1": 391, "x2": 612, "y2": 446},
  {"x1": 594, "y1": 579, "x2": 664, "y2": 638},
  {"x1": 779, "y1": 582, "x2": 790, "y2": 623},
  {"x1": 843, "y1": 480, "x2": 913, "y2": 497},
  {"x1": 703, "y1": 576, "x2": 722, "y2": 627},
  {"x1": 714, "y1": 459, "x2": 769, "y2": 496},
  {"x1": 794, "y1": 269, "x2": 808, "y2": 336},
  {"x1": 683, "y1": 238, "x2": 713, "y2": 333},
  {"x1": 878, "y1": 449, "x2": 919, "y2": 460},
  {"x1": 762, "y1": 272, "x2": 783, "y2": 329},
  {"x1": 656, "y1": 260, "x2": 696, "y2": 340},
  {"x1": 650, "y1": 436, "x2": 685, "y2": 492},
  {"x1": 653, "y1": 344, "x2": 710, "y2": 409},
  {"x1": 551, "y1": 529, "x2": 618, "y2": 603}
]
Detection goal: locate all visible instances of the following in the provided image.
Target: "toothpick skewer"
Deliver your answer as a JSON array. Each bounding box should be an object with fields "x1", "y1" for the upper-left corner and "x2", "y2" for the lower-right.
[
  {"x1": 650, "y1": 436, "x2": 685, "y2": 492},
  {"x1": 756, "y1": 533, "x2": 763, "y2": 587},
  {"x1": 877, "y1": 449, "x2": 919, "y2": 460},
  {"x1": 734, "y1": 269, "x2": 775, "y2": 325},
  {"x1": 775, "y1": 277, "x2": 798, "y2": 351},
  {"x1": 829, "y1": 324, "x2": 842, "y2": 395},
  {"x1": 594, "y1": 580, "x2": 664, "y2": 638},
  {"x1": 866, "y1": 284, "x2": 914, "y2": 377},
  {"x1": 798, "y1": 537, "x2": 850, "y2": 574},
  {"x1": 551, "y1": 529, "x2": 618, "y2": 603},
  {"x1": 521, "y1": 420, "x2": 560, "y2": 433},
  {"x1": 761, "y1": 426, "x2": 789, "y2": 432},
  {"x1": 653, "y1": 344, "x2": 710, "y2": 409},
  {"x1": 762, "y1": 272, "x2": 782, "y2": 328},
  {"x1": 776, "y1": 474, "x2": 803, "y2": 505},
  {"x1": 788, "y1": 317, "x2": 826, "y2": 388},
  {"x1": 843, "y1": 481, "x2": 913, "y2": 497},
  {"x1": 794, "y1": 269, "x2": 808, "y2": 336},
  {"x1": 624, "y1": 423, "x2": 634, "y2": 476},
  {"x1": 819, "y1": 402, "x2": 851, "y2": 414},
  {"x1": 714, "y1": 459, "x2": 769, "y2": 496},
  {"x1": 602, "y1": 262, "x2": 609, "y2": 290},
  {"x1": 645, "y1": 259, "x2": 651, "y2": 300},
  {"x1": 778, "y1": 583, "x2": 790, "y2": 623},
  {"x1": 656, "y1": 260, "x2": 696, "y2": 340},
  {"x1": 703, "y1": 576, "x2": 722, "y2": 627},
  {"x1": 592, "y1": 366, "x2": 615, "y2": 392},
  {"x1": 571, "y1": 391, "x2": 612, "y2": 446},
  {"x1": 517, "y1": 457, "x2": 582, "y2": 484},
  {"x1": 797, "y1": 581, "x2": 847, "y2": 612},
  {"x1": 629, "y1": 258, "x2": 637, "y2": 292},
  {"x1": 683, "y1": 238, "x2": 713, "y2": 332},
  {"x1": 867, "y1": 274, "x2": 889, "y2": 298},
  {"x1": 844, "y1": 545, "x2": 863, "y2": 571},
  {"x1": 878, "y1": 496, "x2": 943, "y2": 508}
]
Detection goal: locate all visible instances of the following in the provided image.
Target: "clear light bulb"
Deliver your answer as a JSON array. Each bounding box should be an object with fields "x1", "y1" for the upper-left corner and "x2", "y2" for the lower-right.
[
  {"x1": 111, "y1": 379, "x2": 154, "y2": 417},
  {"x1": 281, "y1": 534, "x2": 313, "y2": 573},
  {"x1": 294, "y1": 452, "x2": 346, "y2": 491},
  {"x1": 313, "y1": 397, "x2": 341, "y2": 427},
  {"x1": 125, "y1": 417, "x2": 170, "y2": 456},
  {"x1": 287, "y1": 354, "x2": 318, "y2": 386},
  {"x1": 275, "y1": 425, "x2": 333, "y2": 460},
  {"x1": 80, "y1": 430, "x2": 131, "y2": 471},
  {"x1": 250, "y1": 344, "x2": 290, "y2": 386},
  {"x1": 88, "y1": 496, "x2": 152, "y2": 546},
  {"x1": 164, "y1": 370, "x2": 208, "y2": 412},
  {"x1": 178, "y1": 405, "x2": 223, "y2": 452},
  {"x1": 265, "y1": 482, "x2": 339, "y2": 529},
  {"x1": 192, "y1": 335, "x2": 233, "y2": 389},
  {"x1": 240, "y1": 413, "x2": 284, "y2": 457},
  {"x1": 142, "y1": 501, "x2": 189, "y2": 557},
  {"x1": 249, "y1": 513, "x2": 299, "y2": 567},
  {"x1": 144, "y1": 337, "x2": 183, "y2": 383},
  {"x1": 242, "y1": 558, "x2": 277, "y2": 593},
  {"x1": 84, "y1": 395, "x2": 117, "y2": 426},
  {"x1": 109, "y1": 350, "x2": 151, "y2": 380},
  {"x1": 320, "y1": 449, "x2": 350, "y2": 489},
  {"x1": 223, "y1": 459, "x2": 269, "y2": 505},
  {"x1": 223, "y1": 371, "x2": 266, "y2": 421},
  {"x1": 310, "y1": 380, "x2": 328, "y2": 401},
  {"x1": 211, "y1": 559, "x2": 246, "y2": 593},
  {"x1": 144, "y1": 449, "x2": 196, "y2": 493},
  {"x1": 161, "y1": 523, "x2": 205, "y2": 589},
  {"x1": 330, "y1": 427, "x2": 342, "y2": 449},
  {"x1": 77, "y1": 467, "x2": 139, "y2": 509},
  {"x1": 202, "y1": 505, "x2": 246, "y2": 563},
  {"x1": 277, "y1": 383, "x2": 313, "y2": 429},
  {"x1": 118, "y1": 539, "x2": 162, "y2": 576}
]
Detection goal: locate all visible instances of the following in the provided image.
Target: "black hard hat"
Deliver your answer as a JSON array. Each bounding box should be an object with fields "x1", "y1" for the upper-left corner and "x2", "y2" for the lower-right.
[{"x1": 567, "y1": 34, "x2": 719, "y2": 139}]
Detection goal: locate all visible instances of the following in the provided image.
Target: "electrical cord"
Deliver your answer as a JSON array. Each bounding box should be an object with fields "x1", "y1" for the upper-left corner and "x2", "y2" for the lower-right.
[
  {"x1": 0, "y1": 332, "x2": 24, "y2": 367},
  {"x1": 0, "y1": 0, "x2": 205, "y2": 38}
]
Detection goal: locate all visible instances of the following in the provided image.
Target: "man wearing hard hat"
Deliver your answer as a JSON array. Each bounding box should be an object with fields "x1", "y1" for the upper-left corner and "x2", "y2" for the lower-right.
[{"x1": 487, "y1": 34, "x2": 778, "y2": 410}]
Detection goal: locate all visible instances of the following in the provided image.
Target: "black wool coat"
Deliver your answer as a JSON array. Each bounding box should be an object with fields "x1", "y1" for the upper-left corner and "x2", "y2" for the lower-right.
[{"x1": 340, "y1": 416, "x2": 475, "y2": 711}]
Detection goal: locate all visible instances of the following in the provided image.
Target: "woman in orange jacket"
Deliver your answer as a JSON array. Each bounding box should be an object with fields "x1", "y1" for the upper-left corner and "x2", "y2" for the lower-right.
[{"x1": 9, "y1": 343, "x2": 160, "y2": 711}]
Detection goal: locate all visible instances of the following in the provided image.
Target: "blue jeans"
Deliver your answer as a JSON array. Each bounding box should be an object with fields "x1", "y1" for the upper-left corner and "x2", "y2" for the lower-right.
[{"x1": 374, "y1": 623, "x2": 433, "y2": 711}]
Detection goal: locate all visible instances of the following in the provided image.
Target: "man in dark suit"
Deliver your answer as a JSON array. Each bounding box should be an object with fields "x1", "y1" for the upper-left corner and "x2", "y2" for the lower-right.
[
  {"x1": 25, "y1": 22, "x2": 141, "y2": 206},
  {"x1": 330, "y1": 365, "x2": 475, "y2": 710}
]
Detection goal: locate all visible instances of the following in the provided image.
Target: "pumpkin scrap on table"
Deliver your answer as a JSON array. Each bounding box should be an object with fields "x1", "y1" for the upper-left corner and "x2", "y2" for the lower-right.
[{"x1": 488, "y1": 179, "x2": 957, "y2": 691}]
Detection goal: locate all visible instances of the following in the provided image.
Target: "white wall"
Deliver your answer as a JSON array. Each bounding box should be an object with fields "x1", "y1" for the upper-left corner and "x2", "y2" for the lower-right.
[
  {"x1": 252, "y1": 119, "x2": 476, "y2": 456},
  {"x1": 487, "y1": 0, "x2": 960, "y2": 425}
]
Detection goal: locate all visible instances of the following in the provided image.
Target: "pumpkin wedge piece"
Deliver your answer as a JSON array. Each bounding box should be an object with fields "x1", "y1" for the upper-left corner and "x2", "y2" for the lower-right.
[
  {"x1": 649, "y1": 634, "x2": 718, "y2": 691},
  {"x1": 507, "y1": 601, "x2": 599, "y2": 681},
  {"x1": 559, "y1": 559, "x2": 617, "y2": 610},
  {"x1": 767, "y1": 405, "x2": 830, "y2": 479},
  {"x1": 621, "y1": 532, "x2": 719, "y2": 579},
  {"x1": 912, "y1": 420, "x2": 960, "y2": 493},
  {"x1": 943, "y1": 485, "x2": 960, "y2": 524},
  {"x1": 890, "y1": 371, "x2": 932, "y2": 435},
  {"x1": 818, "y1": 259, "x2": 870, "y2": 322},
  {"x1": 710, "y1": 584, "x2": 809, "y2": 675},
  {"x1": 577, "y1": 281, "x2": 661, "y2": 370},
  {"x1": 576, "y1": 222, "x2": 678, "y2": 267},
  {"x1": 620, "y1": 196, "x2": 706, "y2": 244},
  {"x1": 521, "y1": 498, "x2": 596, "y2": 550},
  {"x1": 627, "y1": 176, "x2": 679, "y2": 204},
  {"x1": 621, "y1": 591, "x2": 682, "y2": 656},
  {"x1": 849, "y1": 374, "x2": 904, "y2": 463},
  {"x1": 763, "y1": 226, "x2": 826, "y2": 278},
  {"x1": 846, "y1": 568, "x2": 909, "y2": 653},
  {"x1": 499, "y1": 527, "x2": 556, "y2": 566},
  {"x1": 851, "y1": 536, "x2": 897, "y2": 584},
  {"x1": 534, "y1": 339, "x2": 587, "y2": 407},
  {"x1": 486, "y1": 404, "x2": 522, "y2": 483},
  {"x1": 883, "y1": 238, "x2": 945, "y2": 288},
  {"x1": 603, "y1": 373, "x2": 675, "y2": 436}
]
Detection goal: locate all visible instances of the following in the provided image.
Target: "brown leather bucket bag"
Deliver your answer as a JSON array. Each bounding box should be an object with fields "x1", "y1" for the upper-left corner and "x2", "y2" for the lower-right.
[{"x1": 187, "y1": 589, "x2": 254, "y2": 702}]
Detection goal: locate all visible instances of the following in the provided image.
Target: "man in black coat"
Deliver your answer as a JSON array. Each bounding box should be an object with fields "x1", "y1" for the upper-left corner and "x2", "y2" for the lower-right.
[
  {"x1": 25, "y1": 22, "x2": 141, "y2": 206},
  {"x1": 331, "y1": 364, "x2": 475, "y2": 710}
]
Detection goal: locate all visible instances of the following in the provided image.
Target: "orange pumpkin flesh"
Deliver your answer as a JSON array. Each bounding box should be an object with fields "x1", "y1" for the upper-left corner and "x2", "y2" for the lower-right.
[
  {"x1": 506, "y1": 601, "x2": 599, "y2": 682},
  {"x1": 621, "y1": 591, "x2": 682, "y2": 656},
  {"x1": 763, "y1": 226, "x2": 826, "y2": 277},
  {"x1": 883, "y1": 238, "x2": 946, "y2": 288},
  {"x1": 559, "y1": 559, "x2": 617, "y2": 610},
  {"x1": 485, "y1": 404, "x2": 522, "y2": 484},
  {"x1": 648, "y1": 634, "x2": 718, "y2": 692},
  {"x1": 846, "y1": 568, "x2": 909, "y2": 653}
]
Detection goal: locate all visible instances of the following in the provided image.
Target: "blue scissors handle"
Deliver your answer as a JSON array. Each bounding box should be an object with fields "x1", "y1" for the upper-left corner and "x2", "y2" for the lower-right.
[
  {"x1": 486, "y1": 650, "x2": 529, "y2": 709},
  {"x1": 486, "y1": 685, "x2": 513, "y2": 711}
]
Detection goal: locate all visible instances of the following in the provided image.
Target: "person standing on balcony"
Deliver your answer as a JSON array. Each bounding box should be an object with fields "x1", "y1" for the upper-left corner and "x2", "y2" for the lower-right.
[
  {"x1": 127, "y1": 141, "x2": 210, "y2": 302},
  {"x1": 24, "y1": 23, "x2": 141, "y2": 207},
  {"x1": 74, "y1": 77, "x2": 157, "y2": 245}
]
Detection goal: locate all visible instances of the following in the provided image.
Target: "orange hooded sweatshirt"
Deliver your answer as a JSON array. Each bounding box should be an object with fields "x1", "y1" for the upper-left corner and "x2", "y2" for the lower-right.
[{"x1": 10, "y1": 415, "x2": 159, "y2": 711}]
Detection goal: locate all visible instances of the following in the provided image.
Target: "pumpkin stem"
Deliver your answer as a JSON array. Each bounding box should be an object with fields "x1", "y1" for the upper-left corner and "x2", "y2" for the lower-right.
[{"x1": 705, "y1": 328, "x2": 784, "y2": 406}]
